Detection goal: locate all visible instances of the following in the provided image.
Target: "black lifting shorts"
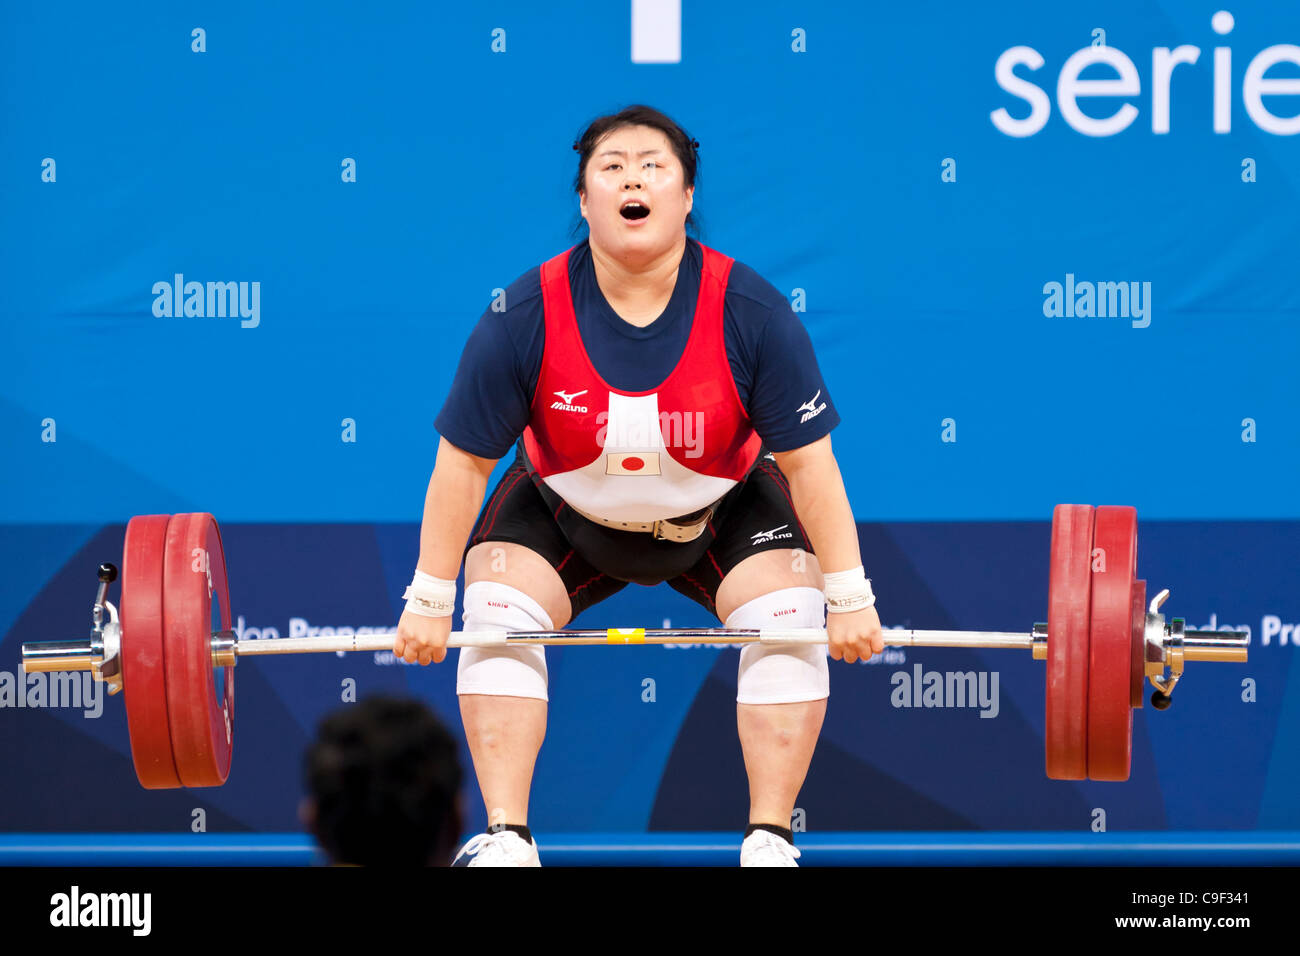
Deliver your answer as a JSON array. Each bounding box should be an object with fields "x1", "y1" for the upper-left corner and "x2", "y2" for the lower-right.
[{"x1": 464, "y1": 442, "x2": 815, "y2": 621}]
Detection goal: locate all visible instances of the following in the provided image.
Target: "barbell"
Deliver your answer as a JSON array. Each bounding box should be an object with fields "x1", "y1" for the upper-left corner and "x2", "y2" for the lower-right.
[{"x1": 19, "y1": 505, "x2": 1247, "y2": 788}]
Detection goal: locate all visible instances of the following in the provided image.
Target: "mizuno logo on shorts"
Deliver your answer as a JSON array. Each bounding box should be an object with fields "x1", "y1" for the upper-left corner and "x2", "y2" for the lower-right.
[
  {"x1": 797, "y1": 389, "x2": 827, "y2": 424},
  {"x1": 551, "y1": 388, "x2": 589, "y2": 413},
  {"x1": 751, "y1": 524, "x2": 794, "y2": 544}
]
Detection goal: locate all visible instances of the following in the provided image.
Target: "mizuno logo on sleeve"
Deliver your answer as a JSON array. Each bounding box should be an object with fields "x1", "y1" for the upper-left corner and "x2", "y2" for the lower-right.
[{"x1": 797, "y1": 389, "x2": 827, "y2": 423}]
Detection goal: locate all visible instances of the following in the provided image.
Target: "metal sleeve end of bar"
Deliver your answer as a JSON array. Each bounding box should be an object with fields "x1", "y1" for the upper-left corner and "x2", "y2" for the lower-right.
[
  {"x1": 1181, "y1": 628, "x2": 1249, "y2": 663},
  {"x1": 20, "y1": 641, "x2": 98, "y2": 674}
]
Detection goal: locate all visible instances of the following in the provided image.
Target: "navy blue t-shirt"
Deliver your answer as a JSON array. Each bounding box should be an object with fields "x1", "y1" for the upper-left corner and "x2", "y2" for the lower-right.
[{"x1": 433, "y1": 237, "x2": 839, "y2": 460}]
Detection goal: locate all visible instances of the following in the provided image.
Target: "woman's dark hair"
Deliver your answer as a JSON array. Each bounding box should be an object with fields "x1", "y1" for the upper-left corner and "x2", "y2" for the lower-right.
[
  {"x1": 304, "y1": 696, "x2": 463, "y2": 866},
  {"x1": 569, "y1": 104, "x2": 703, "y2": 239}
]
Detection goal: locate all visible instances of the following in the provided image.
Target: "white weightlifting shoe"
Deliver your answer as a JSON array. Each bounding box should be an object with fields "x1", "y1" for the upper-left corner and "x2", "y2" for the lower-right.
[
  {"x1": 740, "y1": 829, "x2": 802, "y2": 867},
  {"x1": 452, "y1": 830, "x2": 541, "y2": 867}
]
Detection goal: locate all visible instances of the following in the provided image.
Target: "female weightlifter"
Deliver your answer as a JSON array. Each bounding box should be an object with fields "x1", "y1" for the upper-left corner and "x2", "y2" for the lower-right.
[{"x1": 395, "y1": 105, "x2": 884, "y2": 866}]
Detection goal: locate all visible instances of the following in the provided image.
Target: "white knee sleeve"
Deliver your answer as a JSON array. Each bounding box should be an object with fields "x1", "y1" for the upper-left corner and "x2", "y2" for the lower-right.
[
  {"x1": 727, "y1": 587, "x2": 830, "y2": 705},
  {"x1": 456, "y1": 581, "x2": 554, "y2": 702}
]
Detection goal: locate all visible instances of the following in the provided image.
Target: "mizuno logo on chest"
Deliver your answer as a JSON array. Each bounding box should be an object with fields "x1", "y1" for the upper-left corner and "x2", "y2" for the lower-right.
[{"x1": 551, "y1": 388, "x2": 589, "y2": 413}]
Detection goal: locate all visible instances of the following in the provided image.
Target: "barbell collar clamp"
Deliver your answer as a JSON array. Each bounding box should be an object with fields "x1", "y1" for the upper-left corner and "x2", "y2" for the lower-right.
[
  {"x1": 211, "y1": 631, "x2": 237, "y2": 669},
  {"x1": 1140, "y1": 587, "x2": 1251, "y2": 699}
]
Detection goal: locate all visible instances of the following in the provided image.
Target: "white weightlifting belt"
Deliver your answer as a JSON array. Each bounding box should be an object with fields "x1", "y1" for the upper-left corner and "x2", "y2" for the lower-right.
[{"x1": 566, "y1": 501, "x2": 714, "y2": 543}]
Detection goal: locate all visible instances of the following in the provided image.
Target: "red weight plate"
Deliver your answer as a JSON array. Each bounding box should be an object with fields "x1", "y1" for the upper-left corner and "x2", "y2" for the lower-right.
[
  {"x1": 1131, "y1": 579, "x2": 1146, "y2": 710},
  {"x1": 1087, "y1": 506, "x2": 1137, "y2": 781},
  {"x1": 162, "y1": 513, "x2": 235, "y2": 787},
  {"x1": 121, "y1": 514, "x2": 182, "y2": 788},
  {"x1": 1046, "y1": 504, "x2": 1095, "y2": 780}
]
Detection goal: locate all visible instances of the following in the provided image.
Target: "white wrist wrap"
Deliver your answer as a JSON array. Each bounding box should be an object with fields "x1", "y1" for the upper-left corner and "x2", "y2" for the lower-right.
[
  {"x1": 823, "y1": 566, "x2": 875, "y2": 613},
  {"x1": 402, "y1": 569, "x2": 457, "y2": 618}
]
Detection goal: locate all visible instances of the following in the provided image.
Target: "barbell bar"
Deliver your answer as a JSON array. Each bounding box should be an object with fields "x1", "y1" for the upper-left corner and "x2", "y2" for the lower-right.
[
  {"x1": 18, "y1": 506, "x2": 1248, "y2": 788},
  {"x1": 22, "y1": 619, "x2": 1245, "y2": 659}
]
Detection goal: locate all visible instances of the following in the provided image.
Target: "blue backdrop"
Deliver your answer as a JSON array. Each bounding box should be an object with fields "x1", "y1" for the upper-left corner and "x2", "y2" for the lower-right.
[{"x1": 1, "y1": 1, "x2": 1297, "y2": 836}]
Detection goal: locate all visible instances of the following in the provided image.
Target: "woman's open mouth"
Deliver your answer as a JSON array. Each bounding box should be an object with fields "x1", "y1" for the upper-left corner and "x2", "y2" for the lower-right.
[{"x1": 620, "y1": 201, "x2": 651, "y2": 224}]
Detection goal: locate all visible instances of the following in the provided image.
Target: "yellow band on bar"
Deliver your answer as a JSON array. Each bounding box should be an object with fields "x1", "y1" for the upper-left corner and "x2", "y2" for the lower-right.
[{"x1": 606, "y1": 627, "x2": 646, "y2": 644}]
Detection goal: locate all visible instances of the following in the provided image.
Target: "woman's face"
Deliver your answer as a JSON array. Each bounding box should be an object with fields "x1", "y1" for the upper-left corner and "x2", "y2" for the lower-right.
[{"x1": 580, "y1": 124, "x2": 693, "y2": 261}]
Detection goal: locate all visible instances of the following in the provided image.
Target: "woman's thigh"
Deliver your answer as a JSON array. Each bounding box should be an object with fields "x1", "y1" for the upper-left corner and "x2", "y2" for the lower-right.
[
  {"x1": 465, "y1": 541, "x2": 572, "y2": 629},
  {"x1": 714, "y1": 547, "x2": 824, "y2": 624}
]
